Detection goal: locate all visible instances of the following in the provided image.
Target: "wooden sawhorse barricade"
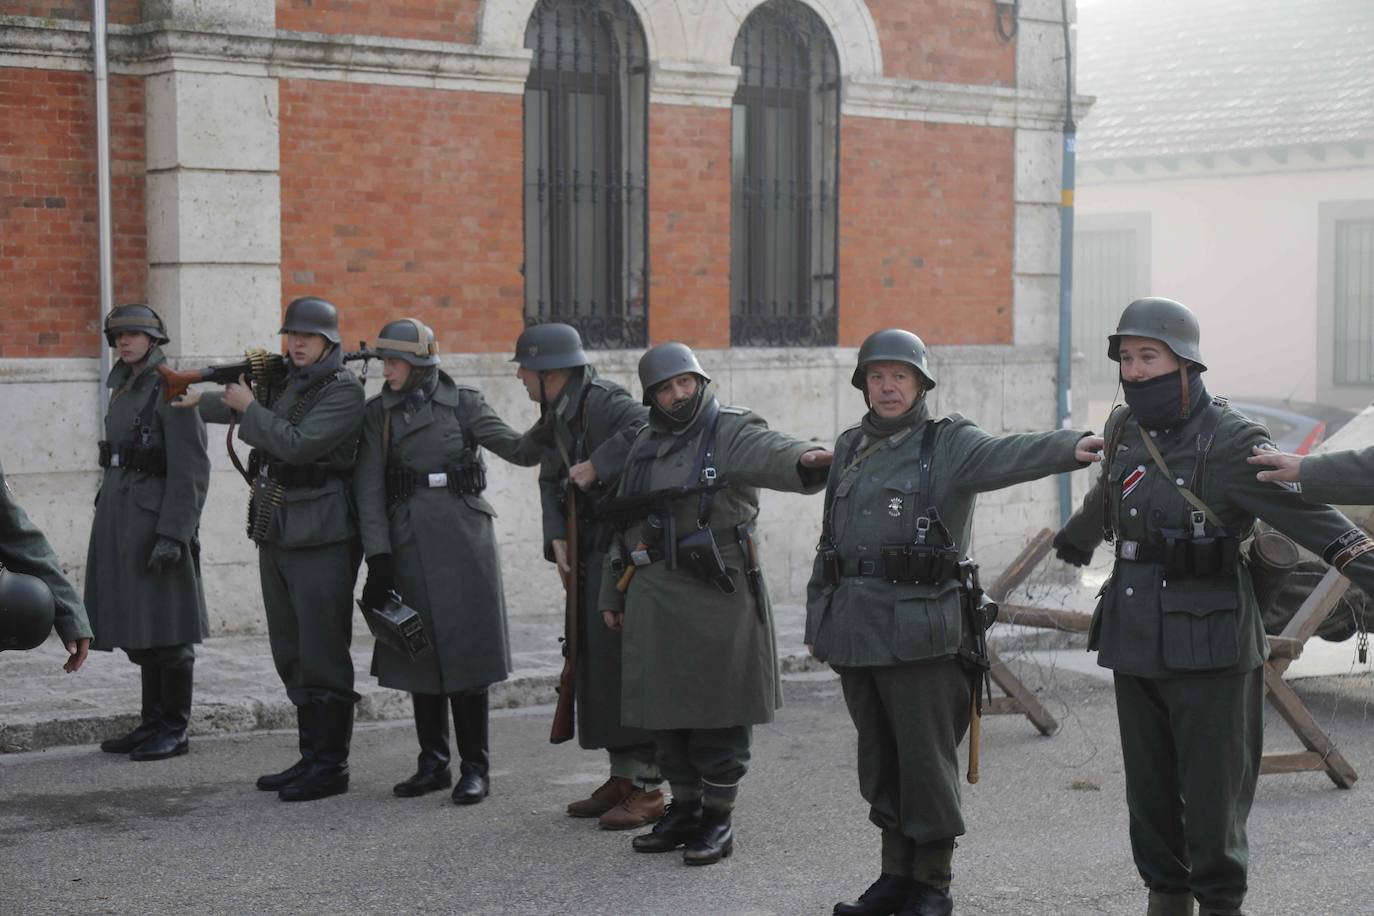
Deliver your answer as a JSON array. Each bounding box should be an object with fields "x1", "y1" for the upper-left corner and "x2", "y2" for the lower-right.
[{"x1": 983, "y1": 529, "x2": 1359, "y2": 788}]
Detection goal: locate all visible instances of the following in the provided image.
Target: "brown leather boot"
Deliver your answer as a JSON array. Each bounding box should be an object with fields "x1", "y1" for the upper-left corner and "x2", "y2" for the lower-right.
[
  {"x1": 567, "y1": 776, "x2": 634, "y2": 818},
  {"x1": 598, "y1": 786, "x2": 666, "y2": 830}
]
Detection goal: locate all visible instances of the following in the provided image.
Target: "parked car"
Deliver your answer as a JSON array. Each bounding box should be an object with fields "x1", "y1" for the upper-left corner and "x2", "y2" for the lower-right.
[{"x1": 1229, "y1": 398, "x2": 1358, "y2": 455}]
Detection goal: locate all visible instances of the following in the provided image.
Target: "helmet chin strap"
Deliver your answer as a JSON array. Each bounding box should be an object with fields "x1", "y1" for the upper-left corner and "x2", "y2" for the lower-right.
[{"x1": 1179, "y1": 361, "x2": 1192, "y2": 420}]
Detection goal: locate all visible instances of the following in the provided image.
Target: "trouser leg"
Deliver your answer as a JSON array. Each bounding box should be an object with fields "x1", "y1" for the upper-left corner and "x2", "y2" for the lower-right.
[
  {"x1": 273, "y1": 541, "x2": 360, "y2": 707},
  {"x1": 609, "y1": 742, "x2": 662, "y2": 789},
  {"x1": 1114, "y1": 674, "x2": 1191, "y2": 898}
]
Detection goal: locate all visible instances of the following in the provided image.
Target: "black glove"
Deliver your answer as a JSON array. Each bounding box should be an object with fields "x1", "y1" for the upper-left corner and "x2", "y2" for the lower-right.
[
  {"x1": 146, "y1": 536, "x2": 183, "y2": 573},
  {"x1": 362, "y1": 553, "x2": 395, "y2": 610},
  {"x1": 1052, "y1": 530, "x2": 1094, "y2": 568}
]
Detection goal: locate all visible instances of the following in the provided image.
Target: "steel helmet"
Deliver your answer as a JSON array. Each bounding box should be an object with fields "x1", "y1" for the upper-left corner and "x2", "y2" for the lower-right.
[
  {"x1": 279, "y1": 297, "x2": 341, "y2": 345},
  {"x1": 852, "y1": 329, "x2": 937, "y2": 390},
  {"x1": 511, "y1": 323, "x2": 589, "y2": 371},
  {"x1": 1108, "y1": 298, "x2": 1206, "y2": 370},
  {"x1": 0, "y1": 564, "x2": 56, "y2": 652},
  {"x1": 374, "y1": 318, "x2": 440, "y2": 367},
  {"x1": 104, "y1": 303, "x2": 169, "y2": 347},
  {"x1": 637, "y1": 342, "x2": 711, "y2": 406}
]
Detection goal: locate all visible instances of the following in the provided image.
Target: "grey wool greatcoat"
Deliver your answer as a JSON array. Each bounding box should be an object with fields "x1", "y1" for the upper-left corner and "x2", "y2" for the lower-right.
[
  {"x1": 86, "y1": 349, "x2": 210, "y2": 651},
  {"x1": 1294, "y1": 445, "x2": 1374, "y2": 506},
  {"x1": 534, "y1": 367, "x2": 649, "y2": 750},
  {"x1": 1, "y1": 459, "x2": 92, "y2": 643},
  {"x1": 598, "y1": 391, "x2": 826, "y2": 731},
  {"x1": 354, "y1": 373, "x2": 543, "y2": 695}
]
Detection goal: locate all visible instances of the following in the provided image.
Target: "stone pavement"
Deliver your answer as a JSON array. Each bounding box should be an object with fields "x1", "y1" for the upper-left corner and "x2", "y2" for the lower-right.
[{"x1": 0, "y1": 603, "x2": 825, "y2": 753}]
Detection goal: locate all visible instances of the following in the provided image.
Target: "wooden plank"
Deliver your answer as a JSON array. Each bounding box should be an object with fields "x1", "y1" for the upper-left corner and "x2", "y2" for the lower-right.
[
  {"x1": 1264, "y1": 635, "x2": 1305, "y2": 660},
  {"x1": 987, "y1": 528, "x2": 1054, "y2": 602},
  {"x1": 1271, "y1": 568, "x2": 1349, "y2": 676},
  {"x1": 1260, "y1": 752, "x2": 1328, "y2": 775},
  {"x1": 1262, "y1": 664, "x2": 1358, "y2": 789},
  {"x1": 986, "y1": 645, "x2": 1060, "y2": 736},
  {"x1": 1000, "y1": 603, "x2": 1093, "y2": 632}
]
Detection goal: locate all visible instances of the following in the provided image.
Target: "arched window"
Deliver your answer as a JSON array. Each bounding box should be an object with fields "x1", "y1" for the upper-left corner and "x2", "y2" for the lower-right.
[
  {"x1": 730, "y1": 0, "x2": 840, "y2": 346},
  {"x1": 524, "y1": 0, "x2": 649, "y2": 348}
]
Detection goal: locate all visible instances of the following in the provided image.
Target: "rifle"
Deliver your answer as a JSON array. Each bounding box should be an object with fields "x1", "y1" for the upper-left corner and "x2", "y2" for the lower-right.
[
  {"x1": 156, "y1": 348, "x2": 288, "y2": 405},
  {"x1": 596, "y1": 481, "x2": 731, "y2": 528},
  {"x1": 549, "y1": 467, "x2": 580, "y2": 744}
]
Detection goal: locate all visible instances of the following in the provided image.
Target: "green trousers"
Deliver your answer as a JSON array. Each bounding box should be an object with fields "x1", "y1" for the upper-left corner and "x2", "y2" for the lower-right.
[
  {"x1": 653, "y1": 726, "x2": 751, "y2": 787},
  {"x1": 837, "y1": 660, "x2": 971, "y2": 845},
  {"x1": 1114, "y1": 668, "x2": 1263, "y2": 913},
  {"x1": 258, "y1": 540, "x2": 361, "y2": 706}
]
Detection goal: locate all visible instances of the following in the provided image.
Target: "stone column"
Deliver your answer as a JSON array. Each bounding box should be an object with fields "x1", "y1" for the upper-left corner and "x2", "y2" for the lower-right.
[{"x1": 144, "y1": 0, "x2": 281, "y2": 362}]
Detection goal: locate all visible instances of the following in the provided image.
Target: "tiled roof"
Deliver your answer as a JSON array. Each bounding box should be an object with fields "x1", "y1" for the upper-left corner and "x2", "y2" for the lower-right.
[{"x1": 1075, "y1": 0, "x2": 1374, "y2": 162}]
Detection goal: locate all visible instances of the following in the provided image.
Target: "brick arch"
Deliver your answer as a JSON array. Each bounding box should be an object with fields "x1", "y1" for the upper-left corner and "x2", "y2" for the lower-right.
[
  {"x1": 477, "y1": 0, "x2": 674, "y2": 62},
  {"x1": 478, "y1": 0, "x2": 881, "y2": 78},
  {"x1": 712, "y1": 0, "x2": 882, "y2": 78}
]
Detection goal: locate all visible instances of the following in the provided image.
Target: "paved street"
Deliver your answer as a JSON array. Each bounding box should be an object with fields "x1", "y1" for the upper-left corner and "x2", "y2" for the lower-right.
[{"x1": 4, "y1": 667, "x2": 1373, "y2": 916}]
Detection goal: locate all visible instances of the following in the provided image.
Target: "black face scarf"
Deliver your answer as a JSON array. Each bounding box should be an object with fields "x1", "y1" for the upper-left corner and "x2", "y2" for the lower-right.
[
  {"x1": 649, "y1": 379, "x2": 707, "y2": 433},
  {"x1": 1122, "y1": 365, "x2": 1207, "y2": 430},
  {"x1": 861, "y1": 396, "x2": 930, "y2": 440}
]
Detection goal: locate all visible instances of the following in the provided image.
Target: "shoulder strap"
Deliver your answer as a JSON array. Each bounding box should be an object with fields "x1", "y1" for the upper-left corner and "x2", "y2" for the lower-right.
[
  {"x1": 1100, "y1": 404, "x2": 1131, "y2": 543},
  {"x1": 133, "y1": 375, "x2": 164, "y2": 445},
  {"x1": 1191, "y1": 396, "x2": 1228, "y2": 498},
  {"x1": 1138, "y1": 416, "x2": 1226, "y2": 530},
  {"x1": 694, "y1": 399, "x2": 723, "y2": 527}
]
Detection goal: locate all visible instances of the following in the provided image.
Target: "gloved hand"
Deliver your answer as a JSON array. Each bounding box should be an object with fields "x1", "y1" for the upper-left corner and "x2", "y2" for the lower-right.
[
  {"x1": 146, "y1": 536, "x2": 183, "y2": 573},
  {"x1": 1052, "y1": 529, "x2": 1094, "y2": 568},
  {"x1": 362, "y1": 553, "x2": 395, "y2": 610}
]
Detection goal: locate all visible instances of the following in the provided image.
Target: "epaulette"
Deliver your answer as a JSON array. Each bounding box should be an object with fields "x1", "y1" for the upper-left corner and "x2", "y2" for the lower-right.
[
  {"x1": 587, "y1": 377, "x2": 619, "y2": 392},
  {"x1": 454, "y1": 383, "x2": 482, "y2": 396},
  {"x1": 720, "y1": 405, "x2": 750, "y2": 416}
]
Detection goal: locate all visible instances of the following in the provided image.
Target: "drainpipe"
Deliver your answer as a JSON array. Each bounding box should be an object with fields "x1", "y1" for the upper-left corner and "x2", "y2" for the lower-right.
[
  {"x1": 93, "y1": 0, "x2": 114, "y2": 422},
  {"x1": 1056, "y1": 0, "x2": 1077, "y2": 524}
]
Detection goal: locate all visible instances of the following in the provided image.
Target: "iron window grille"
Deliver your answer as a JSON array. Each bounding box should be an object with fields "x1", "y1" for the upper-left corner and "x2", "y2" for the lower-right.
[
  {"x1": 1333, "y1": 217, "x2": 1374, "y2": 386},
  {"x1": 523, "y1": 0, "x2": 649, "y2": 349},
  {"x1": 729, "y1": 0, "x2": 840, "y2": 347}
]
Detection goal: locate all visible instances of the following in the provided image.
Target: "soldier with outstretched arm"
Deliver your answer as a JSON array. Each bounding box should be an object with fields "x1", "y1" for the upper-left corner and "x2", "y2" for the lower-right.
[
  {"x1": 1248, "y1": 442, "x2": 1374, "y2": 504},
  {"x1": 1053, "y1": 298, "x2": 1374, "y2": 916}
]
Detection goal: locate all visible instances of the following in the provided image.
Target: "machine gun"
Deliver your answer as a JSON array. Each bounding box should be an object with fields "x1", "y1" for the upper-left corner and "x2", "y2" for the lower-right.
[{"x1": 156, "y1": 348, "x2": 288, "y2": 406}]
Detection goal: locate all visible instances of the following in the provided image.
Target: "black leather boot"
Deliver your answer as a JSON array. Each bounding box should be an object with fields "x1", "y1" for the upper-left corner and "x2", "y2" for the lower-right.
[
  {"x1": 450, "y1": 690, "x2": 489, "y2": 805},
  {"x1": 631, "y1": 801, "x2": 703, "y2": 853},
  {"x1": 683, "y1": 808, "x2": 734, "y2": 866},
  {"x1": 130, "y1": 659, "x2": 193, "y2": 761},
  {"x1": 896, "y1": 881, "x2": 953, "y2": 916},
  {"x1": 101, "y1": 663, "x2": 162, "y2": 753},
  {"x1": 835, "y1": 874, "x2": 916, "y2": 916},
  {"x1": 394, "y1": 693, "x2": 452, "y2": 797},
  {"x1": 279, "y1": 700, "x2": 352, "y2": 802},
  {"x1": 256, "y1": 704, "x2": 316, "y2": 791}
]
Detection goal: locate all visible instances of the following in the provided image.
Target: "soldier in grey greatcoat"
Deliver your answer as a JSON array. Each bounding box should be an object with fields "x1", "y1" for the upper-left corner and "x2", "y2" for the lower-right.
[
  {"x1": 87, "y1": 305, "x2": 211, "y2": 762},
  {"x1": 1249, "y1": 439, "x2": 1374, "y2": 503},
  {"x1": 808, "y1": 330, "x2": 1102, "y2": 916},
  {"x1": 177, "y1": 297, "x2": 364, "y2": 802},
  {"x1": 355, "y1": 318, "x2": 543, "y2": 805},
  {"x1": 1054, "y1": 298, "x2": 1374, "y2": 916},
  {"x1": 1, "y1": 459, "x2": 91, "y2": 668},
  {"x1": 511, "y1": 323, "x2": 664, "y2": 830},
  {"x1": 596, "y1": 342, "x2": 831, "y2": 866}
]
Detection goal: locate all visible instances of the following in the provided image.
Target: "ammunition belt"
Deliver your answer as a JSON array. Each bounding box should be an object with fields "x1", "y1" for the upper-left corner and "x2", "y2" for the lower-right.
[
  {"x1": 261, "y1": 460, "x2": 345, "y2": 489},
  {"x1": 385, "y1": 465, "x2": 486, "y2": 503},
  {"x1": 97, "y1": 441, "x2": 167, "y2": 476},
  {"x1": 843, "y1": 546, "x2": 962, "y2": 584}
]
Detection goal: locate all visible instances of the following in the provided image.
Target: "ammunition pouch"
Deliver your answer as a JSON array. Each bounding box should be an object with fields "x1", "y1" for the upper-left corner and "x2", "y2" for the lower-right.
[
  {"x1": 677, "y1": 526, "x2": 736, "y2": 595},
  {"x1": 97, "y1": 440, "x2": 167, "y2": 476},
  {"x1": 819, "y1": 542, "x2": 841, "y2": 587},
  {"x1": 1160, "y1": 530, "x2": 1241, "y2": 580},
  {"x1": 840, "y1": 541, "x2": 961, "y2": 585},
  {"x1": 357, "y1": 592, "x2": 432, "y2": 660},
  {"x1": 262, "y1": 460, "x2": 342, "y2": 490},
  {"x1": 385, "y1": 463, "x2": 487, "y2": 504}
]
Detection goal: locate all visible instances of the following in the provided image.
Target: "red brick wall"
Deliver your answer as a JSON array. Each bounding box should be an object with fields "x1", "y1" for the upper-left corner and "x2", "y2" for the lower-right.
[
  {"x1": 838, "y1": 117, "x2": 1013, "y2": 346},
  {"x1": 1, "y1": 1, "x2": 141, "y2": 24},
  {"x1": 0, "y1": 68, "x2": 146, "y2": 358},
  {"x1": 867, "y1": 0, "x2": 1016, "y2": 87},
  {"x1": 646, "y1": 104, "x2": 731, "y2": 349},
  {"x1": 278, "y1": 79, "x2": 524, "y2": 354},
  {"x1": 276, "y1": 0, "x2": 481, "y2": 44}
]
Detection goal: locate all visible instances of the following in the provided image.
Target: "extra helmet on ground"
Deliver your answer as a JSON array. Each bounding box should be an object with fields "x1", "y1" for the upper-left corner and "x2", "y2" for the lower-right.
[
  {"x1": 1108, "y1": 297, "x2": 1206, "y2": 370},
  {"x1": 278, "y1": 296, "x2": 341, "y2": 345},
  {"x1": 638, "y1": 342, "x2": 711, "y2": 405},
  {"x1": 104, "y1": 303, "x2": 169, "y2": 347},
  {"x1": 374, "y1": 318, "x2": 440, "y2": 367},
  {"x1": 511, "y1": 323, "x2": 589, "y2": 372},
  {"x1": 851, "y1": 328, "x2": 937, "y2": 390},
  {"x1": 0, "y1": 564, "x2": 56, "y2": 652}
]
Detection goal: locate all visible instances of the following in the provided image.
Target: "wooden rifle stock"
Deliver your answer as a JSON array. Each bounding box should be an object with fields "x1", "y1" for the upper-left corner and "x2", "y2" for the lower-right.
[
  {"x1": 549, "y1": 484, "x2": 579, "y2": 744},
  {"x1": 155, "y1": 362, "x2": 240, "y2": 404}
]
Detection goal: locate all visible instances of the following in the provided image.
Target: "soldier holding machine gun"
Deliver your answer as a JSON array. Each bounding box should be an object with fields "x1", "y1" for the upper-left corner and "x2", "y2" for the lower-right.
[
  {"x1": 595, "y1": 342, "x2": 832, "y2": 866},
  {"x1": 510, "y1": 322, "x2": 665, "y2": 830},
  {"x1": 809, "y1": 330, "x2": 1102, "y2": 916},
  {"x1": 172, "y1": 296, "x2": 365, "y2": 802}
]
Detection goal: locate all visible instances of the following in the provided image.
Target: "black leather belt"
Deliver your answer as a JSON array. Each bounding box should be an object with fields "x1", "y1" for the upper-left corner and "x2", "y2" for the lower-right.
[
  {"x1": 263, "y1": 461, "x2": 341, "y2": 488},
  {"x1": 841, "y1": 553, "x2": 961, "y2": 584},
  {"x1": 1115, "y1": 540, "x2": 1167, "y2": 564}
]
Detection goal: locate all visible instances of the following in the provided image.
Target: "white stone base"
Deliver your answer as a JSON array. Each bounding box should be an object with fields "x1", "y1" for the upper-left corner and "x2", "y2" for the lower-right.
[{"x1": 3, "y1": 345, "x2": 1071, "y2": 634}]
